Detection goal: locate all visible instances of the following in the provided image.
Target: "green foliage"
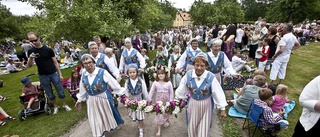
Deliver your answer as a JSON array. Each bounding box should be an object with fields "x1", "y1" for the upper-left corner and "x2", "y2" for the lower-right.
[
  {"x1": 241, "y1": 0, "x2": 272, "y2": 21},
  {"x1": 265, "y1": 0, "x2": 320, "y2": 23},
  {"x1": 190, "y1": 0, "x2": 244, "y2": 25}
]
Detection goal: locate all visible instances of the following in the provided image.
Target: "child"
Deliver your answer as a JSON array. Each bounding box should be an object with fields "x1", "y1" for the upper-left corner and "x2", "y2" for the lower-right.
[
  {"x1": 6, "y1": 59, "x2": 22, "y2": 73},
  {"x1": 124, "y1": 64, "x2": 150, "y2": 137},
  {"x1": 258, "y1": 38, "x2": 271, "y2": 74},
  {"x1": 20, "y1": 77, "x2": 38, "y2": 112},
  {"x1": 141, "y1": 48, "x2": 150, "y2": 89},
  {"x1": 148, "y1": 66, "x2": 174, "y2": 136},
  {"x1": 254, "y1": 88, "x2": 289, "y2": 137},
  {"x1": 66, "y1": 70, "x2": 80, "y2": 102},
  {"x1": 270, "y1": 84, "x2": 288, "y2": 113},
  {"x1": 255, "y1": 41, "x2": 263, "y2": 67},
  {"x1": 64, "y1": 52, "x2": 74, "y2": 65},
  {"x1": 168, "y1": 45, "x2": 181, "y2": 89},
  {"x1": 155, "y1": 45, "x2": 168, "y2": 66}
]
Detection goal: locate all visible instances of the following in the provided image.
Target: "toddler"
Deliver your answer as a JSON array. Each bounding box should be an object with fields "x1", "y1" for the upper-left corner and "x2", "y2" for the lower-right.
[
  {"x1": 21, "y1": 77, "x2": 38, "y2": 112},
  {"x1": 270, "y1": 84, "x2": 288, "y2": 113}
]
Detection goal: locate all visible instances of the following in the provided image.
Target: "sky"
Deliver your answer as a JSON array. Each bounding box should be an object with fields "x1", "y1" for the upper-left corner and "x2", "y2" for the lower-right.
[{"x1": 1, "y1": 0, "x2": 210, "y2": 16}]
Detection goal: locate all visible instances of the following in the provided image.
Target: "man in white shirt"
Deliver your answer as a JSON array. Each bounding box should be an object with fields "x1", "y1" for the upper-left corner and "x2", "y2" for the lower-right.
[
  {"x1": 232, "y1": 51, "x2": 254, "y2": 73},
  {"x1": 270, "y1": 23, "x2": 300, "y2": 85},
  {"x1": 235, "y1": 25, "x2": 244, "y2": 51}
]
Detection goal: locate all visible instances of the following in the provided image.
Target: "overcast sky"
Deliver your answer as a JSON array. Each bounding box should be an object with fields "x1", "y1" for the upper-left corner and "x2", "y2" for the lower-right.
[{"x1": 1, "y1": 0, "x2": 212, "y2": 16}]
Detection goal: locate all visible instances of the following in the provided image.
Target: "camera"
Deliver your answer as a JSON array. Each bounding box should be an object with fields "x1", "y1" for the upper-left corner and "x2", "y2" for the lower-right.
[{"x1": 34, "y1": 53, "x2": 40, "y2": 58}]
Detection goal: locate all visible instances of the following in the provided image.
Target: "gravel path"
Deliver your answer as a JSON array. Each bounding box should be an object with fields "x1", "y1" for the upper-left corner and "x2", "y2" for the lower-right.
[{"x1": 61, "y1": 104, "x2": 224, "y2": 137}]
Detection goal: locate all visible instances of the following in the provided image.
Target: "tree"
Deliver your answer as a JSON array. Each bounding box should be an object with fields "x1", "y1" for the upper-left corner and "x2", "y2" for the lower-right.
[
  {"x1": 241, "y1": 0, "x2": 272, "y2": 21},
  {"x1": 265, "y1": 0, "x2": 320, "y2": 23}
]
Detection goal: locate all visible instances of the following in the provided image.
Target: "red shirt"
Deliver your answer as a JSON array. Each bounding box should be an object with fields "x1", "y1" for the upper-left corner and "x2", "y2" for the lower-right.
[{"x1": 259, "y1": 45, "x2": 270, "y2": 62}]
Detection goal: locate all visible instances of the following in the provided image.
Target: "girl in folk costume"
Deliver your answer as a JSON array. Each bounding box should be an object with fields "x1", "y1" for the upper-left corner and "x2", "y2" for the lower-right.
[
  {"x1": 176, "y1": 39, "x2": 202, "y2": 71},
  {"x1": 124, "y1": 64, "x2": 150, "y2": 137},
  {"x1": 164, "y1": 35, "x2": 173, "y2": 56},
  {"x1": 119, "y1": 38, "x2": 146, "y2": 74},
  {"x1": 168, "y1": 45, "x2": 182, "y2": 89},
  {"x1": 206, "y1": 39, "x2": 240, "y2": 86},
  {"x1": 75, "y1": 54, "x2": 125, "y2": 137},
  {"x1": 148, "y1": 66, "x2": 174, "y2": 136},
  {"x1": 175, "y1": 53, "x2": 228, "y2": 137},
  {"x1": 155, "y1": 45, "x2": 168, "y2": 66}
]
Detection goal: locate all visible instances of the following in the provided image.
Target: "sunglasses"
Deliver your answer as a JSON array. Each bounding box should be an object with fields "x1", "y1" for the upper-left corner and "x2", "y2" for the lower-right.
[{"x1": 29, "y1": 38, "x2": 38, "y2": 43}]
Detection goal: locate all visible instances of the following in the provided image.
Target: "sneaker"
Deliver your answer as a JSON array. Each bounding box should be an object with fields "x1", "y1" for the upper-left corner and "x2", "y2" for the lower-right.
[
  {"x1": 63, "y1": 105, "x2": 72, "y2": 111},
  {"x1": 53, "y1": 106, "x2": 60, "y2": 114},
  {"x1": 26, "y1": 108, "x2": 33, "y2": 112}
]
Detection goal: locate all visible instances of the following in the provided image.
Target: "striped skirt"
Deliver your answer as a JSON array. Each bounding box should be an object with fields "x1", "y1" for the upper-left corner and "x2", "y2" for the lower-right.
[
  {"x1": 128, "y1": 93, "x2": 145, "y2": 121},
  {"x1": 187, "y1": 97, "x2": 213, "y2": 137},
  {"x1": 87, "y1": 93, "x2": 118, "y2": 137}
]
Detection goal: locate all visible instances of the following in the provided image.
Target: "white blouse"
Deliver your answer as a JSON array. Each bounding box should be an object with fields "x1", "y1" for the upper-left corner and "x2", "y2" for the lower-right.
[{"x1": 124, "y1": 78, "x2": 150, "y2": 101}]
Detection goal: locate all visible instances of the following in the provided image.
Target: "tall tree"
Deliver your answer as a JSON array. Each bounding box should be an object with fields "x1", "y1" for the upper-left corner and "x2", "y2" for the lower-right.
[{"x1": 241, "y1": 0, "x2": 272, "y2": 21}]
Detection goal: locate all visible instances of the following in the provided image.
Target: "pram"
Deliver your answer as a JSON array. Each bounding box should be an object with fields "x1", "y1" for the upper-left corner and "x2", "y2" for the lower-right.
[{"x1": 18, "y1": 74, "x2": 51, "y2": 121}]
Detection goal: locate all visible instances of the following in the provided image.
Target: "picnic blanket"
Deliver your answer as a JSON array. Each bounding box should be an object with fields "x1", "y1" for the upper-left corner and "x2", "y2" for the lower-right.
[
  {"x1": 59, "y1": 61, "x2": 78, "y2": 70},
  {"x1": 228, "y1": 93, "x2": 295, "y2": 119}
]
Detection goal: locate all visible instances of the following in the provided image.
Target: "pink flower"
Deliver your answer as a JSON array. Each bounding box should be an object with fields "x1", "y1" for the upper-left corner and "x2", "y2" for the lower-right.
[
  {"x1": 170, "y1": 101, "x2": 176, "y2": 108},
  {"x1": 147, "y1": 101, "x2": 151, "y2": 106},
  {"x1": 180, "y1": 100, "x2": 186, "y2": 108}
]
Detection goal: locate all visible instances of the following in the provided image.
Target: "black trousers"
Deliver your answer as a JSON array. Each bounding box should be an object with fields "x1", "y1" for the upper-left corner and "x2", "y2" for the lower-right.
[{"x1": 292, "y1": 118, "x2": 320, "y2": 137}]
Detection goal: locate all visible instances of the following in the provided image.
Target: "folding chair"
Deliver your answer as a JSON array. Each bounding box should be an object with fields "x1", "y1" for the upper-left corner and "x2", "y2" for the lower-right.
[{"x1": 242, "y1": 99, "x2": 279, "y2": 137}]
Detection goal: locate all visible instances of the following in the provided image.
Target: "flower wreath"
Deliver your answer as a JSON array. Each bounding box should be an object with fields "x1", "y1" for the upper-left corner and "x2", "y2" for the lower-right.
[
  {"x1": 116, "y1": 94, "x2": 189, "y2": 118},
  {"x1": 157, "y1": 65, "x2": 169, "y2": 73}
]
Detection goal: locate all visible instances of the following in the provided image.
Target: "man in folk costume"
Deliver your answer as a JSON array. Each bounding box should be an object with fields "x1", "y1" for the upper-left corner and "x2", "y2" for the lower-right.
[
  {"x1": 175, "y1": 53, "x2": 228, "y2": 137},
  {"x1": 206, "y1": 39, "x2": 240, "y2": 87},
  {"x1": 119, "y1": 38, "x2": 146, "y2": 74},
  {"x1": 176, "y1": 38, "x2": 202, "y2": 71},
  {"x1": 88, "y1": 41, "x2": 121, "y2": 83}
]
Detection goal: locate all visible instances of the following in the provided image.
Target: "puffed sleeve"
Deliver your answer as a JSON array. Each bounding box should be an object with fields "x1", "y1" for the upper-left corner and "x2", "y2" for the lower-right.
[
  {"x1": 211, "y1": 77, "x2": 228, "y2": 110},
  {"x1": 148, "y1": 82, "x2": 157, "y2": 100},
  {"x1": 168, "y1": 82, "x2": 174, "y2": 101},
  {"x1": 77, "y1": 78, "x2": 87, "y2": 102},
  {"x1": 136, "y1": 51, "x2": 146, "y2": 69},
  {"x1": 141, "y1": 80, "x2": 150, "y2": 101},
  {"x1": 223, "y1": 53, "x2": 236, "y2": 75},
  {"x1": 176, "y1": 51, "x2": 187, "y2": 70},
  {"x1": 124, "y1": 80, "x2": 130, "y2": 97},
  {"x1": 103, "y1": 70, "x2": 125, "y2": 95},
  {"x1": 104, "y1": 57, "x2": 120, "y2": 79},
  {"x1": 299, "y1": 76, "x2": 320, "y2": 112},
  {"x1": 175, "y1": 74, "x2": 188, "y2": 99},
  {"x1": 119, "y1": 53, "x2": 125, "y2": 72}
]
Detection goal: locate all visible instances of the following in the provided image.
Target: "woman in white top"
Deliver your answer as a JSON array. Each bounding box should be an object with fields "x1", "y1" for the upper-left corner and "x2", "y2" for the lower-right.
[{"x1": 293, "y1": 76, "x2": 320, "y2": 136}]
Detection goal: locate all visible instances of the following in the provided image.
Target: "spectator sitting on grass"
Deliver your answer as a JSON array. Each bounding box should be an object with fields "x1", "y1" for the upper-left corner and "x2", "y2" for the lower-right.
[
  {"x1": 6, "y1": 59, "x2": 22, "y2": 73},
  {"x1": 64, "y1": 52, "x2": 74, "y2": 65}
]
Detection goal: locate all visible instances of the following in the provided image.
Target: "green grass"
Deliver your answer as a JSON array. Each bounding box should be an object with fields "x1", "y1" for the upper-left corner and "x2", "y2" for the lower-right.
[{"x1": 221, "y1": 42, "x2": 320, "y2": 137}]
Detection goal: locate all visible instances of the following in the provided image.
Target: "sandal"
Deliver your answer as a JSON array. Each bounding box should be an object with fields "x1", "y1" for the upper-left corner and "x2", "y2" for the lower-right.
[
  {"x1": 0, "y1": 121, "x2": 6, "y2": 126},
  {"x1": 5, "y1": 116, "x2": 16, "y2": 120}
]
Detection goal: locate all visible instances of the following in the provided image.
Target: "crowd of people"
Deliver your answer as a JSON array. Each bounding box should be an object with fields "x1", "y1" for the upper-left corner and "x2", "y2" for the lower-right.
[{"x1": 1, "y1": 17, "x2": 320, "y2": 137}]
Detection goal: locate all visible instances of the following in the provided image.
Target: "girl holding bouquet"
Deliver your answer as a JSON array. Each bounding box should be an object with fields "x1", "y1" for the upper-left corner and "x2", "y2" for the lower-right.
[
  {"x1": 148, "y1": 66, "x2": 174, "y2": 136},
  {"x1": 168, "y1": 45, "x2": 181, "y2": 89},
  {"x1": 175, "y1": 53, "x2": 228, "y2": 137},
  {"x1": 124, "y1": 64, "x2": 150, "y2": 137}
]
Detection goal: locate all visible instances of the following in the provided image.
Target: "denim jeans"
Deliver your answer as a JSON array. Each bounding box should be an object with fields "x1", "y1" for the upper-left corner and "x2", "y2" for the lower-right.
[{"x1": 39, "y1": 72, "x2": 65, "y2": 100}]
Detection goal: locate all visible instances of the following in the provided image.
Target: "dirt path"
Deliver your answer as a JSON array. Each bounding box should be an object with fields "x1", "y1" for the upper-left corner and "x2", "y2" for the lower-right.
[{"x1": 61, "y1": 104, "x2": 223, "y2": 137}]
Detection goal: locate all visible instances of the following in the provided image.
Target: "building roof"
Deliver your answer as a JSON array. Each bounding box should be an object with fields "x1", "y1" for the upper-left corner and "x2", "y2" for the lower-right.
[{"x1": 179, "y1": 11, "x2": 190, "y2": 21}]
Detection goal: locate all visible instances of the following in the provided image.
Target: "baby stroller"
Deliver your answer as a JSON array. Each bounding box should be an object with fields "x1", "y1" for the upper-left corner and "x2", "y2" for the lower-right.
[{"x1": 18, "y1": 74, "x2": 51, "y2": 121}]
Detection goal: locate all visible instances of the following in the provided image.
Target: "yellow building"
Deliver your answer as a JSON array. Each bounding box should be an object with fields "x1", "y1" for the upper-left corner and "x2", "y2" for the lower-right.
[{"x1": 173, "y1": 11, "x2": 191, "y2": 27}]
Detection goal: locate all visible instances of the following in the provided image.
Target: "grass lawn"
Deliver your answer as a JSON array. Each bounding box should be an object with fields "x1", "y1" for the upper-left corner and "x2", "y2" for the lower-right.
[
  {"x1": 220, "y1": 42, "x2": 320, "y2": 137},
  {"x1": 0, "y1": 42, "x2": 319, "y2": 137}
]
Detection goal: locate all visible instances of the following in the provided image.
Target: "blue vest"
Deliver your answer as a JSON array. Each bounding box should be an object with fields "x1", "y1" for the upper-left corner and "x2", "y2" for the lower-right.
[
  {"x1": 128, "y1": 78, "x2": 142, "y2": 96},
  {"x1": 95, "y1": 54, "x2": 112, "y2": 76},
  {"x1": 207, "y1": 52, "x2": 224, "y2": 74},
  {"x1": 122, "y1": 48, "x2": 139, "y2": 65},
  {"x1": 185, "y1": 70, "x2": 214, "y2": 100},
  {"x1": 184, "y1": 48, "x2": 201, "y2": 69},
  {"x1": 170, "y1": 54, "x2": 180, "y2": 67},
  {"x1": 82, "y1": 69, "x2": 124, "y2": 124}
]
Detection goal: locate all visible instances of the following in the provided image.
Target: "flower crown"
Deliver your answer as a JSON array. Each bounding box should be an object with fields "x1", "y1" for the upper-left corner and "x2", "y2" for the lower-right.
[{"x1": 157, "y1": 65, "x2": 169, "y2": 73}]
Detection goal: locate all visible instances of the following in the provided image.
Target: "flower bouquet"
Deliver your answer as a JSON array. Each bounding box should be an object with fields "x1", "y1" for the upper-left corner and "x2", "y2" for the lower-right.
[{"x1": 120, "y1": 73, "x2": 128, "y2": 87}]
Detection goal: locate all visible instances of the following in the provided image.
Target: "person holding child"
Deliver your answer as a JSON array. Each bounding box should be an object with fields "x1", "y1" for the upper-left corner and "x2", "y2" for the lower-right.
[
  {"x1": 175, "y1": 53, "x2": 228, "y2": 137},
  {"x1": 168, "y1": 45, "x2": 181, "y2": 89},
  {"x1": 75, "y1": 54, "x2": 125, "y2": 137},
  {"x1": 254, "y1": 88, "x2": 289, "y2": 137},
  {"x1": 124, "y1": 64, "x2": 150, "y2": 137},
  {"x1": 148, "y1": 66, "x2": 174, "y2": 136},
  {"x1": 20, "y1": 77, "x2": 38, "y2": 112},
  {"x1": 66, "y1": 70, "x2": 80, "y2": 102}
]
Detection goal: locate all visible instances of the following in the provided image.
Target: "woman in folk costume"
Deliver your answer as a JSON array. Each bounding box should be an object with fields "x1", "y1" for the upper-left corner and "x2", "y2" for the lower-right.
[
  {"x1": 206, "y1": 39, "x2": 240, "y2": 87},
  {"x1": 124, "y1": 64, "x2": 150, "y2": 137},
  {"x1": 176, "y1": 38, "x2": 202, "y2": 71},
  {"x1": 119, "y1": 38, "x2": 146, "y2": 74},
  {"x1": 75, "y1": 54, "x2": 125, "y2": 137},
  {"x1": 168, "y1": 45, "x2": 182, "y2": 89},
  {"x1": 175, "y1": 53, "x2": 228, "y2": 137},
  {"x1": 88, "y1": 41, "x2": 120, "y2": 82}
]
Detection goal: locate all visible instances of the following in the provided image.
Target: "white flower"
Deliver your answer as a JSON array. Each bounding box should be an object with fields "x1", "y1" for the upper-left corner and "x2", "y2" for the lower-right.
[
  {"x1": 160, "y1": 106, "x2": 166, "y2": 113},
  {"x1": 137, "y1": 106, "x2": 142, "y2": 111},
  {"x1": 157, "y1": 101, "x2": 163, "y2": 106},
  {"x1": 165, "y1": 102, "x2": 170, "y2": 107},
  {"x1": 174, "y1": 99, "x2": 180, "y2": 103},
  {"x1": 172, "y1": 107, "x2": 180, "y2": 114},
  {"x1": 144, "y1": 105, "x2": 154, "y2": 113},
  {"x1": 138, "y1": 100, "x2": 147, "y2": 108}
]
